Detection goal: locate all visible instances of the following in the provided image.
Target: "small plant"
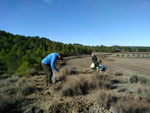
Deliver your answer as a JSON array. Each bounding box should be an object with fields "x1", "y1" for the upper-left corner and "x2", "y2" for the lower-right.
[
  {"x1": 3, "y1": 86, "x2": 17, "y2": 95},
  {"x1": 130, "y1": 75, "x2": 138, "y2": 83},
  {"x1": 116, "y1": 54, "x2": 119, "y2": 57},
  {"x1": 138, "y1": 77, "x2": 149, "y2": 85},
  {"x1": 121, "y1": 54, "x2": 124, "y2": 57},
  {"x1": 115, "y1": 72, "x2": 123, "y2": 76},
  {"x1": 93, "y1": 90, "x2": 118, "y2": 111},
  {"x1": 137, "y1": 54, "x2": 140, "y2": 57},
  {"x1": 0, "y1": 94, "x2": 25, "y2": 113},
  {"x1": 21, "y1": 85, "x2": 36, "y2": 96}
]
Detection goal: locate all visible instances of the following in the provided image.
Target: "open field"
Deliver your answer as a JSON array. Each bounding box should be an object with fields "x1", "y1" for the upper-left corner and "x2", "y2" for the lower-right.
[
  {"x1": 0, "y1": 53, "x2": 150, "y2": 113},
  {"x1": 105, "y1": 56, "x2": 150, "y2": 76}
]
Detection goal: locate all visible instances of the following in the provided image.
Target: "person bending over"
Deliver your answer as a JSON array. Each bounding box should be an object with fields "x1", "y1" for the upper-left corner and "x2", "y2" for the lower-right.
[{"x1": 41, "y1": 53, "x2": 63, "y2": 86}]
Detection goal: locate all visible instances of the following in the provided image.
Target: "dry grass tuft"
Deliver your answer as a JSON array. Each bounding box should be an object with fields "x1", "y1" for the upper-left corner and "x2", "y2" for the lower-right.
[
  {"x1": 0, "y1": 76, "x2": 37, "y2": 113},
  {"x1": 21, "y1": 84, "x2": 36, "y2": 96},
  {"x1": 90, "y1": 90, "x2": 150, "y2": 113},
  {"x1": 130, "y1": 75, "x2": 150, "y2": 85},
  {"x1": 55, "y1": 71, "x2": 118, "y2": 96},
  {"x1": 0, "y1": 93, "x2": 25, "y2": 113}
]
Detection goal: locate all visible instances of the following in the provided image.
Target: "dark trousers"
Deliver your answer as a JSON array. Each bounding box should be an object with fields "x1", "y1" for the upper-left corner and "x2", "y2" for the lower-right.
[{"x1": 41, "y1": 62, "x2": 52, "y2": 83}]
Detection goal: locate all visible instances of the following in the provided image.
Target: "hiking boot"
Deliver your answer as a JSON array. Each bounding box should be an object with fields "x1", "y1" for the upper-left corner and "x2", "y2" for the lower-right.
[{"x1": 46, "y1": 83, "x2": 52, "y2": 87}]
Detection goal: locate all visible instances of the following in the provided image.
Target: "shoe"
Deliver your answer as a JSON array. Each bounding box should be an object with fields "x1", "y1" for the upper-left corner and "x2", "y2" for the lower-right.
[{"x1": 46, "y1": 83, "x2": 52, "y2": 87}]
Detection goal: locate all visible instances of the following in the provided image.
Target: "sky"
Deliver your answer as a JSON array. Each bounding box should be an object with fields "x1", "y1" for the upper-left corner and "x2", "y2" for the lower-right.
[{"x1": 0, "y1": 0, "x2": 150, "y2": 46}]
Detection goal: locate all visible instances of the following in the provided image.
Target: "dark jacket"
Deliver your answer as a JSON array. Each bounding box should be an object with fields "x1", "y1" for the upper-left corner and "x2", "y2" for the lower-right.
[{"x1": 92, "y1": 55, "x2": 97, "y2": 63}]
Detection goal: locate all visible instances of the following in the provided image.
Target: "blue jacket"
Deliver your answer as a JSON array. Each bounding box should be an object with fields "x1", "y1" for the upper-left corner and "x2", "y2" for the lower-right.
[{"x1": 42, "y1": 53, "x2": 59, "y2": 71}]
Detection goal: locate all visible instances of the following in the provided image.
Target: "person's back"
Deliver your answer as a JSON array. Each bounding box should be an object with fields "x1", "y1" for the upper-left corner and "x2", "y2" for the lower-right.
[
  {"x1": 42, "y1": 53, "x2": 58, "y2": 64},
  {"x1": 92, "y1": 55, "x2": 97, "y2": 63},
  {"x1": 42, "y1": 53, "x2": 58, "y2": 71}
]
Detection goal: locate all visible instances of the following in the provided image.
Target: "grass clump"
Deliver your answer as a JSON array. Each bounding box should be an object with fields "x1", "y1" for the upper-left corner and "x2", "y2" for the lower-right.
[
  {"x1": 3, "y1": 86, "x2": 18, "y2": 95},
  {"x1": 138, "y1": 77, "x2": 150, "y2": 85},
  {"x1": 97, "y1": 91, "x2": 118, "y2": 110},
  {"x1": 62, "y1": 75, "x2": 89, "y2": 96},
  {"x1": 130, "y1": 75, "x2": 138, "y2": 83},
  {"x1": 21, "y1": 84, "x2": 36, "y2": 96},
  {"x1": 55, "y1": 72, "x2": 116, "y2": 96},
  {"x1": 92, "y1": 90, "x2": 150, "y2": 113},
  {"x1": 0, "y1": 76, "x2": 37, "y2": 113},
  {"x1": 130, "y1": 75, "x2": 150, "y2": 85},
  {"x1": 0, "y1": 94, "x2": 25, "y2": 113},
  {"x1": 115, "y1": 71, "x2": 123, "y2": 76}
]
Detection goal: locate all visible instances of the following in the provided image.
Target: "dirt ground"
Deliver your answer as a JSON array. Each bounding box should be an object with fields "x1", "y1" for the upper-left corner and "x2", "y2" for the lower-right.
[
  {"x1": 104, "y1": 57, "x2": 150, "y2": 76},
  {"x1": 62, "y1": 54, "x2": 150, "y2": 76},
  {"x1": 24, "y1": 54, "x2": 150, "y2": 113}
]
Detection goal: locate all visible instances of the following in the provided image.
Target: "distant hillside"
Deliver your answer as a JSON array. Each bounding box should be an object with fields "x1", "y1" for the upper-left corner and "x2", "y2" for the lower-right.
[
  {"x1": 0, "y1": 30, "x2": 92, "y2": 76},
  {"x1": 116, "y1": 46, "x2": 150, "y2": 52}
]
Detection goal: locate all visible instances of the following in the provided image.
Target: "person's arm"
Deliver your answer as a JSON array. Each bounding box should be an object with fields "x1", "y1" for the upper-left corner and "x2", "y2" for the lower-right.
[{"x1": 51, "y1": 58, "x2": 59, "y2": 72}]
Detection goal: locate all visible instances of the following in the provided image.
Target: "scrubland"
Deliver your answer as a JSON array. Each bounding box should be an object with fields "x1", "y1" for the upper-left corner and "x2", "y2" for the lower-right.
[{"x1": 0, "y1": 53, "x2": 150, "y2": 113}]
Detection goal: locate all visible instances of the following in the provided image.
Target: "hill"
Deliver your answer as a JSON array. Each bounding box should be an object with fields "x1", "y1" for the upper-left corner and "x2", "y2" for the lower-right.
[
  {"x1": 0, "y1": 30, "x2": 92, "y2": 77},
  {"x1": 0, "y1": 30, "x2": 150, "y2": 78}
]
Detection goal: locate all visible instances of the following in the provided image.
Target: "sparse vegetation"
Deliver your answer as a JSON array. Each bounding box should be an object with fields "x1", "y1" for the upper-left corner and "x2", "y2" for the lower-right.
[
  {"x1": 0, "y1": 76, "x2": 37, "y2": 113},
  {"x1": 54, "y1": 71, "x2": 119, "y2": 97},
  {"x1": 130, "y1": 75, "x2": 138, "y2": 83}
]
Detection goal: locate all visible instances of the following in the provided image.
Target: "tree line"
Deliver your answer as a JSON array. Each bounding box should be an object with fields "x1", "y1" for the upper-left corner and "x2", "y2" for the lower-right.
[{"x1": 0, "y1": 30, "x2": 150, "y2": 77}]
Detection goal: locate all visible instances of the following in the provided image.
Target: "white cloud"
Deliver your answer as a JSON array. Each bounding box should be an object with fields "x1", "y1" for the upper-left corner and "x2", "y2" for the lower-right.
[{"x1": 42, "y1": 0, "x2": 53, "y2": 5}]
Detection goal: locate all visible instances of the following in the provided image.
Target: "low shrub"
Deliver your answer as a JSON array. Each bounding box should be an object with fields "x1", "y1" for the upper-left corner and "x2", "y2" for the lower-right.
[
  {"x1": 138, "y1": 77, "x2": 149, "y2": 85},
  {"x1": 0, "y1": 94, "x2": 25, "y2": 113},
  {"x1": 97, "y1": 91, "x2": 118, "y2": 110},
  {"x1": 57, "y1": 73, "x2": 114, "y2": 96},
  {"x1": 115, "y1": 71, "x2": 123, "y2": 76},
  {"x1": 116, "y1": 54, "x2": 119, "y2": 57},
  {"x1": 3, "y1": 86, "x2": 18, "y2": 95},
  {"x1": 130, "y1": 75, "x2": 138, "y2": 83},
  {"x1": 130, "y1": 76, "x2": 150, "y2": 85},
  {"x1": 21, "y1": 85, "x2": 36, "y2": 96}
]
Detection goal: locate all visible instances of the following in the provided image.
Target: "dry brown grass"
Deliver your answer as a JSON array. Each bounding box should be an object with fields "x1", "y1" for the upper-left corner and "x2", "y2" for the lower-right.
[
  {"x1": 89, "y1": 89, "x2": 150, "y2": 113},
  {"x1": 58, "y1": 55, "x2": 150, "y2": 112},
  {"x1": 54, "y1": 68, "x2": 120, "y2": 97},
  {"x1": 1, "y1": 54, "x2": 150, "y2": 113},
  {"x1": 0, "y1": 76, "x2": 37, "y2": 113}
]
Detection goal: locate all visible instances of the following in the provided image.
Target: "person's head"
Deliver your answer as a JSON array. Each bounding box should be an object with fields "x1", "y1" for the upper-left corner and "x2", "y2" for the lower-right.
[
  {"x1": 58, "y1": 53, "x2": 63, "y2": 61},
  {"x1": 99, "y1": 60, "x2": 102, "y2": 63}
]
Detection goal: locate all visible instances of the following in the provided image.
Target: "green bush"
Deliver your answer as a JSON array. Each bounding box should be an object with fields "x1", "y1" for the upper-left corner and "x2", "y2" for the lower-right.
[
  {"x1": 15, "y1": 62, "x2": 31, "y2": 77},
  {"x1": 15, "y1": 62, "x2": 38, "y2": 77}
]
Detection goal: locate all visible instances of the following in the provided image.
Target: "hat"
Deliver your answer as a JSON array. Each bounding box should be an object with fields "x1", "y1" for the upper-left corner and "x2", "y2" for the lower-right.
[{"x1": 59, "y1": 53, "x2": 63, "y2": 61}]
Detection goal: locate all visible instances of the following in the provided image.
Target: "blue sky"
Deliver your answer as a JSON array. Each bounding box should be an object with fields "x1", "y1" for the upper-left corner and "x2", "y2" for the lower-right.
[{"x1": 0, "y1": 0, "x2": 150, "y2": 46}]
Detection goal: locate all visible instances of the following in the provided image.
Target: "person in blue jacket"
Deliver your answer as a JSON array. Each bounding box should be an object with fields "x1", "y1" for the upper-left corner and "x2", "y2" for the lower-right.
[{"x1": 41, "y1": 53, "x2": 63, "y2": 86}]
